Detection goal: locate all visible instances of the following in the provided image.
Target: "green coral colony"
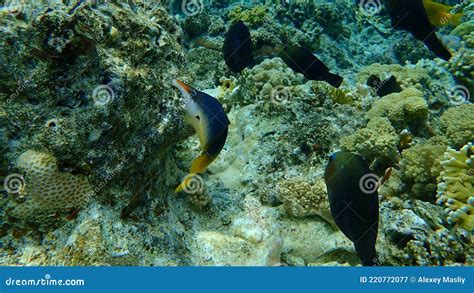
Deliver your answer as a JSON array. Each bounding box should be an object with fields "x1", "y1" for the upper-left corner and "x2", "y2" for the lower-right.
[{"x1": 0, "y1": 0, "x2": 472, "y2": 266}]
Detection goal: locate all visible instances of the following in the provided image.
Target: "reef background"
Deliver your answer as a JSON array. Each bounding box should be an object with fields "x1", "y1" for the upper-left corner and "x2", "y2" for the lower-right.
[{"x1": 0, "y1": 0, "x2": 472, "y2": 266}]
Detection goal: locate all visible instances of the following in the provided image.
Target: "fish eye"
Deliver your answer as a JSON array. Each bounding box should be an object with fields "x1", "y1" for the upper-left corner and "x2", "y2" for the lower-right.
[{"x1": 195, "y1": 115, "x2": 200, "y2": 121}]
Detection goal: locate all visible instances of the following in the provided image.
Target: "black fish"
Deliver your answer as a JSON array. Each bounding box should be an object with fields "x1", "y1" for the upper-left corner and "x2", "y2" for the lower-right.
[
  {"x1": 223, "y1": 20, "x2": 252, "y2": 73},
  {"x1": 324, "y1": 151, "x2": 379, "y2": 266},
  {"x1": 385, "y1": 0, "x2": 451, "y2": 61},
  {"x1": 367, "y1": 75, "x2": 402, "y2": 97},
  {"x1": 279, "y1": 46, "x2": 343, "y2": 88}
]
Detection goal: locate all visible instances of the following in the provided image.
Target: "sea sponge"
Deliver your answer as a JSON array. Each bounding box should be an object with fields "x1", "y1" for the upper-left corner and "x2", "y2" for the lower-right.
[
  {"x1": 8, "y1": 150, "x2": 94, "y2": 220},
  {"x1": 276, "y1": 177, "x2": 332, "y2": 223},
  {"x1": 340, "y1": 116, "x2": 399, "y2": 167},
  {"x1": 436, "y1": 143, "x2": 474, "y2": 232},
  {"x1": 439, "y1": 104, "x2": 474, "y2": 148},
  {"x1": 366, "y1": 87, "x2": 429, "y2": 131}
]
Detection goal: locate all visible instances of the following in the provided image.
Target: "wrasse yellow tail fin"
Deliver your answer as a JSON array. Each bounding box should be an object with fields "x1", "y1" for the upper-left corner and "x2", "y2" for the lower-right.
[
  {"x1": 190, "y1": 153, "x2": 214, "y2": 174},
  {"x1": 175, "y1": 173, "x2": 197, "y2": 194},
  {"x1": 449, "y1": 13, "x2": 463, "y2": 26}
]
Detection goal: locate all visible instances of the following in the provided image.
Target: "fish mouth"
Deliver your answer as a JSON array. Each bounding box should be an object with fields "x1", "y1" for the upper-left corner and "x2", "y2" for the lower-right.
[{"x1": 172, "y1": 79, "x2": 192, "y2": 98}]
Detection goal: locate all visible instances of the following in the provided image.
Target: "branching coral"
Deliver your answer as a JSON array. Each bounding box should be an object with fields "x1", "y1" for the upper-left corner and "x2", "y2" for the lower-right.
[
  {"x1": 276, "y1": 177, "x2": 332, "y2": 223},
  {"x1": 436, "y1": 143, "x2": 474, "y2": 232},
  {"x1": 7, "y1": 150, "x2": 94, "y2": 220}
]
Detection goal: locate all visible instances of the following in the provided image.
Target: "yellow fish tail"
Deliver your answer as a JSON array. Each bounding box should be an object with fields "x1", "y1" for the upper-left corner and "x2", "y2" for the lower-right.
[
  {"x1": 174, "y1": 173, "x2": 199, "y2": 194},
  {"x1": 449, "y1": 13, "x2": 463, "y2": 26},
  {"x1": 190, "y1": 153, "x2": 214, "y2": 174}
]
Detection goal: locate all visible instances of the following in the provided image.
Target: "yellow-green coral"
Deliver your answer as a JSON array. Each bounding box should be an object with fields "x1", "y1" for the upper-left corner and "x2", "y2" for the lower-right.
[
  {"x1": 400, "y1": 143, "x2": 446, "y2": 200},
  {"x1": 7, "y1": 150, "x2": 94, "y2": 220},
  {"x1": 366, "y1": 87, "x2": 428, "y2": 130},
  {"x1": 277, "y1": 177, "x2": 332, "y2": 223},
  {"x1": 228, "y1": 5, "x2": 268, "y2": 26},
  {"x1": 340, "y1": 116, "x2": 399, "y2": 165},
  {"x1": 436, "y1": 143, "x2": 474, "y2": 232},
  {"x1": 439, "y1": 104, "x2": 474, "y2": 148}
]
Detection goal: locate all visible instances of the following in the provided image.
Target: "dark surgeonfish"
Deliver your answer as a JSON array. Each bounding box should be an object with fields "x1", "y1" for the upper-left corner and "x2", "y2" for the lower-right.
[
  {"x1": 172, "y1": 79, "x2": 230, "y2": 193},
  {"x1": 324, "y1": 151, "x2": 380, "y2": 266},
  {"x1": 279, "y1": 46, "x2": 343, "y2": 88},
  {"x1": 223, "y1": 20, "x2": 252, "y2": 73},
  {"x1": 367, "y1": 75, "x2": 402, "y2": 97},
  {"x1": 384, "y1": 0, "x2": 451, "y2": 61}
]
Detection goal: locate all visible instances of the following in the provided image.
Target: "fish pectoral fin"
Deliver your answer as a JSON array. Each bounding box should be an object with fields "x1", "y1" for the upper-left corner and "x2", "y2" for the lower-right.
[{"x1": 190, "y1": 153, "x2": 214, "y2": 174}]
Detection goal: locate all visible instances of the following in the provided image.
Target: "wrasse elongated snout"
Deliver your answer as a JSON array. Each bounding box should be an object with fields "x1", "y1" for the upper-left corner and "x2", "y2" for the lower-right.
[{"x1": 172, "y1": 79, "x2": 230, "y2": 194}]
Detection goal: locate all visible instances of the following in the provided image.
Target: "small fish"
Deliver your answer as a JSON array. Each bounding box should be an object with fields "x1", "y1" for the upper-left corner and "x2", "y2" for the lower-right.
[
  {"x1": 223, "y1": 20, "x2": 252, "y2": 73},
  {"x1": 422, "y1": 0, "x2": 463, "y2": 27},
  {"x1": 366, "y1": 75, "x2": 402, "y2": 97},
  {"x1": 173, "y1": 79, "x2": 230, "y2": 193},
  {"x1": 324, "y1": 151, "x2": 379, "y2": 266},
  {"x1": 279, "y1": 46, "x2": 343, "y2": 88},
  {"x1": 385, "y1": 0, "x2": 451, "y2": 61}
]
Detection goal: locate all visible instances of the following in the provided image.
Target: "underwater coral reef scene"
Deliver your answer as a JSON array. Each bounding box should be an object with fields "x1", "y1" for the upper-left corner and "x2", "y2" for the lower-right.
[{"x1": 1, "y1": 0, "x2": 474, "y2": 280}]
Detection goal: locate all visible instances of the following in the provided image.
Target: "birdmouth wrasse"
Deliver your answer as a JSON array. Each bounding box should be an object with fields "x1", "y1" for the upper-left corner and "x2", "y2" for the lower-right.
[
  {"x1": 279, "y1": 46, "x2": 343, "y2": 88},
  {"x1": 422, "y1": 0, "x2": 463, "y2": 27},
  {"x1": 223, "y1": 20, "x2": 252, "y2": 73},
  {"x1": 172, "y1": 79, "x2": 230, "y2": 194},
  {"x1": 384, "y1": 0, "x2": 451, "y2": 61},
  {"x1": 324, "y1": 151, "x2": 379, "y2": 266}
]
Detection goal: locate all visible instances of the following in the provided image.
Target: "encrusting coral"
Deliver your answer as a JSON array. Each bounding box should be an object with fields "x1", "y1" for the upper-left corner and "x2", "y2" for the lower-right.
[
  {"x1": 7, "y1": 150, "x2": 94, "y2": 220},
  {"x1": 436, "y1": 143, "x2": 474, "y2": 232}
]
